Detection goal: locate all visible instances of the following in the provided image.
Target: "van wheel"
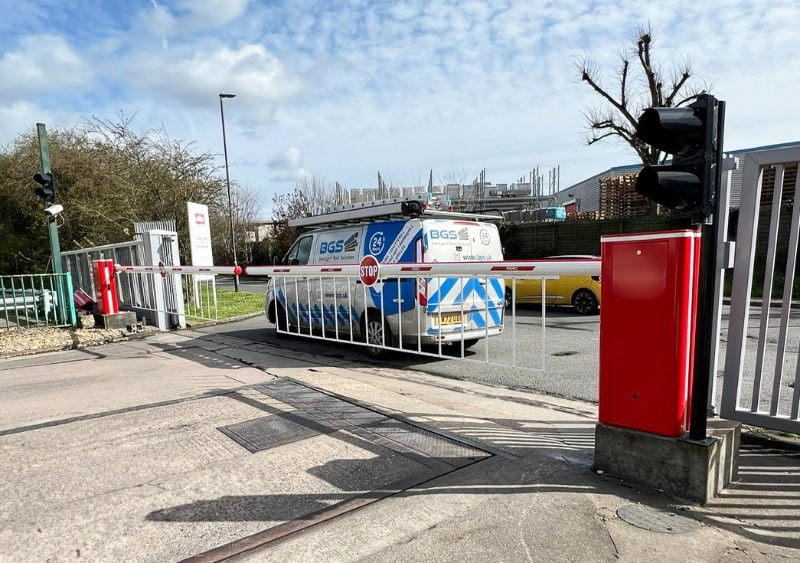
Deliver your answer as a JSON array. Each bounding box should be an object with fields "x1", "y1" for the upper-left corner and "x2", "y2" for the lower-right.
[
  {"x1": 462, "y1": 339, "x2": 479, "y2": 349},
  {"x1": 275, "y1": 304, "x2": 288, "y2": 337},
  {"x1": 275, "y1": 304, "x2": 298, "y2": 336},
  {"x1": 362, "y1": 311, "x2": 391, "y2": 359},
  {"x1": 572, "y1": 289, "x2": 599, "y2": 315}
]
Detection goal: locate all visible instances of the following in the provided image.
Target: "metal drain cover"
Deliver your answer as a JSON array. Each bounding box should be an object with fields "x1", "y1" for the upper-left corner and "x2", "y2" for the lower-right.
[
  {"x1": 616, "y1": 504, "x2": 701, "y2": 534},
  {"x1": 219, "y1": 414, "x2": 331, "y2": 453}
]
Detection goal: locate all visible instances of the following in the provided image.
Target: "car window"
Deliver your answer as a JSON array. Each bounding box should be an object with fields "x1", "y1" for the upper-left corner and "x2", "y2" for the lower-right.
[{"x1": 284, "y1": 235, "x2": 313, "y2": 265}]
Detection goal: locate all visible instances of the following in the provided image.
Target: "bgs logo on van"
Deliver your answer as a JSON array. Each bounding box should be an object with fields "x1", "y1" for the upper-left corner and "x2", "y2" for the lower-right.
[
  {"x1": 320, "y1": 232, "x2": 359, "y2": 254},
  {"x1": 430, "y1": 229, "x2": 457, "y2": 240},
  {"x1": 430, "y1": 228, "x2": 470, "y2": 241}
]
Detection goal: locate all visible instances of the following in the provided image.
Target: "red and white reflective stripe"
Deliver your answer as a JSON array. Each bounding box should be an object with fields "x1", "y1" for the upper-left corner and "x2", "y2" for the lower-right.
[
  {"x1": 417, "y1": 277, "x2": 427, "y2": 306},
  {"x1": 490, "y1": 265, "x2": 536, "y2": 271},
  {"x1": 414, "y1": 237, "x2": 427, "y2": 305},
  {"x1": 73, "y1": 289, "x2": 94, "y2": 307},
  {"x1": 115, "y1": 264, "x2": 243, "y2": 275}
]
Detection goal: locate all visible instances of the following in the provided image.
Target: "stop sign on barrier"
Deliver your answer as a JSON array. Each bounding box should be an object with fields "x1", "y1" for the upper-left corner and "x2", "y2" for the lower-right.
[{"x1": 359, "y1": 255, "x2": 380, "y2": 287}]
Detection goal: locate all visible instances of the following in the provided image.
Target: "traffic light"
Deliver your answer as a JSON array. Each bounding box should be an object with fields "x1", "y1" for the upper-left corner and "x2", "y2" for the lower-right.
[
  {"x1": 634, "y1": 94, "x2": 724, "y2": 219},
  {"x1": 33, "y1": 172, "x2": 55, "y2": 203}
]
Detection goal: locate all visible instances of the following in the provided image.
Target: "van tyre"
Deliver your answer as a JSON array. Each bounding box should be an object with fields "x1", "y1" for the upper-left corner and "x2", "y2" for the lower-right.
[
  {"x1": 275, "y1": 304, "x2": 298, "y2": 336},
  {"x1": 363, "y1": 311, "x2": 391, "y2": 360},
  {"x1": 572, "y1": 289, "x2": 598, "y2": 315}
]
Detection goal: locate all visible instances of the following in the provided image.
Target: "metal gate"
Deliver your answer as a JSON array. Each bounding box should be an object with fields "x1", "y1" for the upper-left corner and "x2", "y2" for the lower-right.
[
  {"x1": 246, "y1": 260, "x2": 601, "y2": 372},
  {"x1": 722, "y1": 146, "x2": 800, "y2": 433}
]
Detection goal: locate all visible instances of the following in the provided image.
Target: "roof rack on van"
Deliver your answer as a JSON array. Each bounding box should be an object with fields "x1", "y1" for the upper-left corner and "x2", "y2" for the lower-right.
[{"x1": 288, "y1": 195, "x2": 503, "y2": 228}]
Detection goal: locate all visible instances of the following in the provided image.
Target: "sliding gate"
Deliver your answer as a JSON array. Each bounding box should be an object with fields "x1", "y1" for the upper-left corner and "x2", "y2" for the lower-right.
[{"x1": 722, "y1": 145, "x2": 800, "y2": 434}]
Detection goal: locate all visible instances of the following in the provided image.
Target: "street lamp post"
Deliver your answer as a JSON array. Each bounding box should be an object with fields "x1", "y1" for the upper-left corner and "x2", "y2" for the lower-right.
[{"x1": 219, "y1": 92, "x2": 239, "y2": 291}]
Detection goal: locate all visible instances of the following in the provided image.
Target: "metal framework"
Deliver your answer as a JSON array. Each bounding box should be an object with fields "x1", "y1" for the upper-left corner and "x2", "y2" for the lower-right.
[
  {"x1": 289, "y1": 195, "x2": 503, "y2": 228},
  {"x1": 722, "y1": 146, "x2": 800, "y2": 434}
]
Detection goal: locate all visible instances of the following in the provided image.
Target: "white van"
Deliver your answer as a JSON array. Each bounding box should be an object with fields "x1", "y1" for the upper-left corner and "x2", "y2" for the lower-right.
[{"x1": 265, "y1": 199, "x2": 505, "y2": 357}]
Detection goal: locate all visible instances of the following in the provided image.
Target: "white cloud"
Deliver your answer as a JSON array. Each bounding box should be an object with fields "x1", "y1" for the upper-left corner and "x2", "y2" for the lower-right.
[
  {"x1": 123, "y1": 44, "x2": 305, "y2": 111},
  {"x1": 268, "y1": 147, "x2": 312, "y2": 182},
  {"x1": 136, "y1": 0, "x2": 249, "y2": 39},
  {"x1": 1, "y1": 0, "x2": 800, "y2": 219},
  {"x1": 0, "y1": 35, "x2": 92, "y2": 99}
]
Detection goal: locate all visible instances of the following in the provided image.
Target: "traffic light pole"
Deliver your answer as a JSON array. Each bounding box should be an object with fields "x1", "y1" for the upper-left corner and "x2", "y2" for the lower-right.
[
  {"x1": 36, "y1": 123, "x2": 63, "y2": 274},
  {"x1": 688, "y1": 100, "x2": 726, "y2": 441}
]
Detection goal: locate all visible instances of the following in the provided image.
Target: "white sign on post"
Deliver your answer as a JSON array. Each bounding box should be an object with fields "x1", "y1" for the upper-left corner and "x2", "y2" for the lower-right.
[
  {"x1": 187, "y1": 202, "x2": 214, "y2": 305},
  {"x1": 187, "y1": 202, "x2": 214, "y2": 266}
]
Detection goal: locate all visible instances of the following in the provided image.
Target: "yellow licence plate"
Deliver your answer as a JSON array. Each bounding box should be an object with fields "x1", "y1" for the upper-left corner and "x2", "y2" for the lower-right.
[{"x1": 433, "y1": 313, "x2": 463, "y2": 325}]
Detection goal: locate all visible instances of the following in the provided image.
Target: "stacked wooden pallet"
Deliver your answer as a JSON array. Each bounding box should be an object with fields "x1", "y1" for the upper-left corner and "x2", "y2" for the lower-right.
[
  {"x1": 598, "y1": 174, "x2": 650, "y2": 219},
  {"x1": 759, "y1": 163, "x2": 798, "y2": 207}
]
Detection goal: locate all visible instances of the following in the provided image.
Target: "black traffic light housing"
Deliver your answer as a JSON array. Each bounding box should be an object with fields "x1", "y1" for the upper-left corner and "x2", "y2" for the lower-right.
[
  {"x1": 634, "y1": 94, "x2": 725, "y2": 220},
  {"x1": 34, "y1": 172, "x2": 55, "y2": 203}
]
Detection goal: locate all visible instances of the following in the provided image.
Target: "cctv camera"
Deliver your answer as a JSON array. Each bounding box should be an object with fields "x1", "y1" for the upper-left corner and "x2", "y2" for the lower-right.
[{"x1": 44, "y1": 204, "x2": 64, "y2": 217}]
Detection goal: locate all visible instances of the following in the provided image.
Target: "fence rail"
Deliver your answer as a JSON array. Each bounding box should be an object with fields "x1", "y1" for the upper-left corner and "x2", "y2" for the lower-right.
[
  {"x1": 0, "y1": 273, "x2": 76, "y2": 329},
  {"x1": 246, "y1": 259, "x2": 601, "y2": 371}
]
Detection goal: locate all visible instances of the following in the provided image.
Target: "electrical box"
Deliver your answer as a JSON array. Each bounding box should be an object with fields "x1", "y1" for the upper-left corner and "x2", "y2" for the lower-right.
[{"x1": 599, "y1": 230, "x2": 701, "y2": 437}]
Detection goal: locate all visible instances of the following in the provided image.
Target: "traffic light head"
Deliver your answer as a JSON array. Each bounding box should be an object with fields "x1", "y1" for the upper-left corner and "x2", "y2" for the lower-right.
[
  {"x1": 33, "y1": 172, "x2": 55, "y2": 203},
  {"x1": 634, "y1": 94, "x2": 724, "y2": 220}
]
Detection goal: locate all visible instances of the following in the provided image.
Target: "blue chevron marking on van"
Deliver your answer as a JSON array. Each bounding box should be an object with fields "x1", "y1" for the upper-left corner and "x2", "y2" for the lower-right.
[
  {"x1": 323, "y1": 304, "x2": 337, "y2": 327},
  {"x1": 337, "y1": 304, "x2": 350, "y2": 326},
  {"x1": 470, "y1": 307, "x2": 486, "y2": 329}
]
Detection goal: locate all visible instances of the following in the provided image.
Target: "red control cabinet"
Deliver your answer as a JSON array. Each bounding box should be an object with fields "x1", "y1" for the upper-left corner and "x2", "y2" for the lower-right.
[
  {"x1": 599, "y1": 230, "x2": 701, "y2": 437},
  {"x1": 92, "y1": 259, "x2": 120, "y2": 315}
]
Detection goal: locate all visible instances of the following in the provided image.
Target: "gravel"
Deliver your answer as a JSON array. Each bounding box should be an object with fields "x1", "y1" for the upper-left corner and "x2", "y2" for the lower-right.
[{"x1": 0, "y1": 325, "x2": 156, "y2": 358}]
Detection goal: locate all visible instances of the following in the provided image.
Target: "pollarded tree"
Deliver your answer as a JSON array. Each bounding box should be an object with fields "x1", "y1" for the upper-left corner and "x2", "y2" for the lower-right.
[{"x1": 576, "y1": 24, "x2": 711, "y2": 166}]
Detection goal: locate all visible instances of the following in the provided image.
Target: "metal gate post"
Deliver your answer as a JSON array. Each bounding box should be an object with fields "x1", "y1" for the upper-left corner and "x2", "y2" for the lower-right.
[{"x1": 142, "y1": 229, "x2": 186, "y2": 330}]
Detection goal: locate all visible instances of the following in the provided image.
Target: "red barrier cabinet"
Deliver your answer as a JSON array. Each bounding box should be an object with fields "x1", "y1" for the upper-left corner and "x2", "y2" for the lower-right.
[
  {"x1": 599, "y1": 230, "x2": 701, "y2": 437},
  {"x1": 92, "y1": 259, "x2": 120, "y2": 315}
]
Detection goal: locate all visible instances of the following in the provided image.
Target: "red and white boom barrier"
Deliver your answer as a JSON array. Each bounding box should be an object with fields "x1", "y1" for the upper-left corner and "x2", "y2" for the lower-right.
[
  {"x1": 114, "y1": 264, "x2": 243, "y2": 276},
  {"x1": 244, "y1": 259, "x2": 600, "y2": 278}
]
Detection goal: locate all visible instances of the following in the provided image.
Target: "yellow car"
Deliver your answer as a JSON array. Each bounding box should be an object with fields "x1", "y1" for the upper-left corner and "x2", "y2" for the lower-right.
[{"x1": 504, "y1": 255, "x2": 601, "y2": 315}]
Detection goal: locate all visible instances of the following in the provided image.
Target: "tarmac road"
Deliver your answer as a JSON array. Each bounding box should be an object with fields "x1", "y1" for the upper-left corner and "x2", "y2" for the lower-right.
[
  {"x1": 195, "y1": 305, "x2": 602, "y2": 403},
  {"x1": 1, "y1": 326, "x2": 798, "y2": 562}
]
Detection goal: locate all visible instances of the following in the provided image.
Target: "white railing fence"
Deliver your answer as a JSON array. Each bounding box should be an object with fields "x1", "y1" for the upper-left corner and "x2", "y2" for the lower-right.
[{"x1": 246, "y1": 260, "x2": 601, "y2": 372}]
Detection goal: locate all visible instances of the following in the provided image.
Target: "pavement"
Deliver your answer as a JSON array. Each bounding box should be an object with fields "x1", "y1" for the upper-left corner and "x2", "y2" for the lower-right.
[{"x1": 0, "y1": 327, "x2": 799, "y2": 562}]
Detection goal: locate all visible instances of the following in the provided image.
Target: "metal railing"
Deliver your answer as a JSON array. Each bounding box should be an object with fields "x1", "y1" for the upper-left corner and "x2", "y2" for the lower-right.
[
  {"x1": 0, "y1": 273, "x2": 76, "y2": 329},
  {"x1": 113, "y1": 265, "x2": 241, "y2": 329},
  {"x1": 61, "y1": 240, "x2": 144, "y2": 299},
  {"x1": 246, "y1": 260, "x2": 600, "y2": 372}
]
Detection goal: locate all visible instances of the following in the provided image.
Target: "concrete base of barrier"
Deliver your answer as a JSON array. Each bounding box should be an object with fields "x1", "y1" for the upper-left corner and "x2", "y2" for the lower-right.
[
  {"x1": 593, "y1": 419, "x2": 741, "y2": 504},
  {"x1": 94, "y1": 311, "x2": 139, "y2": 332}
]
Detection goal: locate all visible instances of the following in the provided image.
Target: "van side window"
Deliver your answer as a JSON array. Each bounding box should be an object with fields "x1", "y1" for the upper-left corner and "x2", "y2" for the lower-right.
[{"x1": 285, "y1": 235, "x2": 313, "y2": 265}]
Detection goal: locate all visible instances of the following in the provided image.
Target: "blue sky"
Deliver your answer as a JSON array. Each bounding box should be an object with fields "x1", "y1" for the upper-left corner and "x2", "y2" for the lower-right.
[{"x1": 2, "y1": 0, "x2": 799, "y2": 219}]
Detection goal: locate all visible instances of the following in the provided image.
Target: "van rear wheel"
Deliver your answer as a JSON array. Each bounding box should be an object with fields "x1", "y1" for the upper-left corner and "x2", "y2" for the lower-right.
[{"x1": 362, "y1": 312, "x2": 391, "y2": 359}]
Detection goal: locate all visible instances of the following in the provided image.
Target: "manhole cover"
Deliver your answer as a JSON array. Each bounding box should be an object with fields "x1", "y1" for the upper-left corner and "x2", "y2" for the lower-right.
[
  {"x1": 219, "y1": 414, "x2": 332, "y2": 453},
  {"x1": 616, "y1": 504, "x2": 701, "y2": 534}
]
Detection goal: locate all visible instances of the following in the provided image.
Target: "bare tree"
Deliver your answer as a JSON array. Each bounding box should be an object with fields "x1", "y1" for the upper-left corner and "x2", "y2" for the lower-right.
[{"x1": 576, "y1": 24, "x2": 711, "y2": 166}]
